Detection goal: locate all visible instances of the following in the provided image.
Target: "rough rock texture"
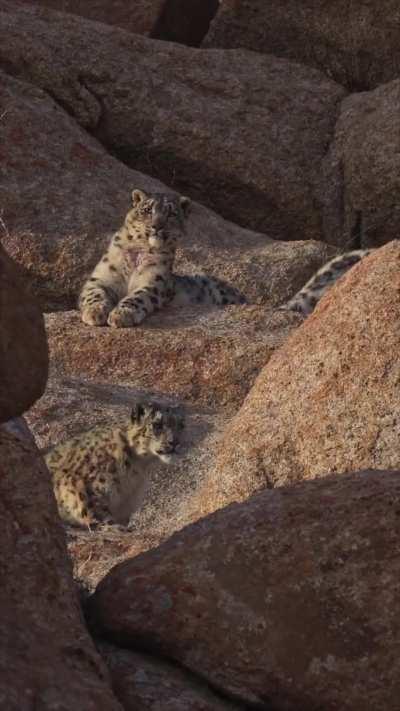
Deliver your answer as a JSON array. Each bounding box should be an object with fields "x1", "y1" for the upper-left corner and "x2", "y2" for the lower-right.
[
  {"x1": 323, "y1": 80, "x2": 400, "y2": 248},
  {"x1": 200, "y1": 241, "x2": 400, "y2": 514},
  {"x1": 27, "y1": 371, "x2": 231, "y2": 589},
  {"x1": 98, "y1": 643, "x2": 240, "y2": 710},
  {"x1": 0, "y1": 2, "x2": 347, "y2": 240},
  {"x1": 0, "y1": 421, "x2": 122, "y2": 710},
  {"x1": 0, "y1": 245, "x2": 48, "y2": 423},
  {"x1": 44, "y1": 307, "x2": 300, "y2": 411},
  {"x1": 90, "y1": 469, "x2": 400, "y2": 710},
  {"x1": 18, "y1": 0, "x2": 166, "y2": 35},
  {"x1": 204, "y1": 0, "x2": 400, "y2": 91},
  {"x1": 0, "y1": 71, "x2": 335, "y2": 309}
]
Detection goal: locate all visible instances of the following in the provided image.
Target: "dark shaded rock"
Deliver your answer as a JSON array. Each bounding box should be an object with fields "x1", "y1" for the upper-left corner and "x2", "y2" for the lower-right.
[
  {"x1": 0, "y1": 245, "x2": 48, "y2": 422},
  {"x1": 99, "y1": 642, "x2": 241, "y2": 710}
]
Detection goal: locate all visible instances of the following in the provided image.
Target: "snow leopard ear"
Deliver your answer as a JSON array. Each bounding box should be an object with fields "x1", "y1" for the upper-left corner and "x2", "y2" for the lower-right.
[
  {"x1": 131, "y1": 402, "x2": 146, "y2": 424},
  {"x1": 132, "y1": 189, "x2": 147, "y2": 205},
  {"x1": 179, "y1": 196, "x2": 191, "y2": 216}
]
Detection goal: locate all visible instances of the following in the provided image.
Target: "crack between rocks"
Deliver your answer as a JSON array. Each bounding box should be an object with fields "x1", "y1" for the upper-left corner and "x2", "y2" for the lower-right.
[{"x1": 88, "y1": 627, "x2": 275, "y2": 711}]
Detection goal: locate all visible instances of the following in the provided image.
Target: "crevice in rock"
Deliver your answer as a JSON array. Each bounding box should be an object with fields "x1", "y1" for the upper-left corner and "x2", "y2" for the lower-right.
[
  {"x1": 150, "y1": 0, "x2": 219, "y2": 47},
  {"x1": 90, "y1": 632, "x2": 275, "y2": 711}
]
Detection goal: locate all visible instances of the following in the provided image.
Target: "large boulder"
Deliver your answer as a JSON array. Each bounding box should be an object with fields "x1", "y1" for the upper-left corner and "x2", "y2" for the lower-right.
[
  {"x1": 204, "y1": 0, "x2": 400, "y2": 91},
  {"x1": 0, "y1": 420, "x2": 122, "y2": 710},
  {"x1": 322, "y1": 79, "x2": 400, "y2": 248},
  {"x1": 0, "y1": 1, "x2": 347, "y2": 240},
  {"x1": 0, "y1": 245, "x2": 48, "y2": 423},
  {"x1": 200, "y1": 241, "x2": 400, "y2": 514},
  {"x1": 0, "y1": 70, "x2": 335, "y2": 310},
  {"x1": 90, "y1": 468, "x2": 400, "y2": 711}
]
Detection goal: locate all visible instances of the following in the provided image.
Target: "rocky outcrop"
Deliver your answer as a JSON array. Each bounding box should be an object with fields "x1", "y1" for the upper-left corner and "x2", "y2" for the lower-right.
[
  {"x1": 204, "y1": 0, "x2": 400, "y2": 91},
  {"x1": 323, "y1": 79, "x2": 400, "y2": 248},
  {"x1": 200, "y1": 241, "x2": 400, "y2": 514},
  {"x1": 0, "y1": 422, "x2": 122, "y2": 710},
  {"x1": 99, "y1": 643, "x2": 240, "y2": 710},
  {"x1": 0, "y1": 1, "x2": 347, "y2": 240},
  {"x1": 0, "y1": 71, "x2": 335, "y2": 310},
  {"x1": 0, "y1": 245, "x2": 48, "y2": 422},
  {"x1": 90, "y1": 468, "x2": 400, "y2": 711}
]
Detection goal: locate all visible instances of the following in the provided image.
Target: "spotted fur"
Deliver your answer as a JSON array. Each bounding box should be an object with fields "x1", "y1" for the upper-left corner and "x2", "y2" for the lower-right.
[
  {"x1": 79, "y1": 189, "x2": 245, "y2": 328},
  {"x1": 45, "y1": 402, "x2": 184, "y2": 528},
  {"x1": 281, "y1": 249, "x2": 373, "y2": 316}
]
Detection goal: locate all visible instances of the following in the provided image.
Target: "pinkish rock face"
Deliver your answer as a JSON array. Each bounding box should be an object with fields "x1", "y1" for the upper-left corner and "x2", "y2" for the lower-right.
[{"x1": 200, "y1": 241, "x2": 400, "y2": 515}]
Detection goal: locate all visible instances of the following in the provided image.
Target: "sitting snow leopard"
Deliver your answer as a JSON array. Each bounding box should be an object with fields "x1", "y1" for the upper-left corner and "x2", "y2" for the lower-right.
[
  {"x1": 79, "y1": 189, "x2": 245, "y2": 328},
  {"x1": 281, "y1": 248, "x2": 374, "y2": 316},
  {"x1": 45, "y1": 402, "x2": 184, "y2": 528}
]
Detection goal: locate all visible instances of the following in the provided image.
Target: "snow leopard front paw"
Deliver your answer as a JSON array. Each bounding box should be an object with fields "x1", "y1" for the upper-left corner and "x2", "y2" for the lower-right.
[
  {"x1": 81, "y1": 303, "x2": 112, "y2": 326},
  {"x1": 107, "y1": 304, "x2": 145, "y2": 328}
]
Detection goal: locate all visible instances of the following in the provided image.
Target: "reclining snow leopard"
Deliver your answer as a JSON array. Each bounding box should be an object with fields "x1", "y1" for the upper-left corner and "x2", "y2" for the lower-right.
[{"x1": 79, "y1": 189, "x2": 245, "y2": 328}]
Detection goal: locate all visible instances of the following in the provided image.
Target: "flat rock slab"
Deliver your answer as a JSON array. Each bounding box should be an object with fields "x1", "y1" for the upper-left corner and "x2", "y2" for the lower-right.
[
  {"x1": 90, "y1": 469, "x2": 400, "y2": 711},
  {"x1": 0, "y1": 422, "x2": 122, "y2": 710},
  {"x1": 202, "y1": 241, "x2": 400, "y2": 514},
  {"x1": 0, "y1": 245, "x2": 48, "y2": 422},
  {"x1": 204, "y1": 0, "x2": 400, "y2": 91},
  {"x1": 44, "y1": 307, "x2": 300, "y2": 411},
  {"x1": 0, "y1": 1, "x2": 346, "y2": 240}
]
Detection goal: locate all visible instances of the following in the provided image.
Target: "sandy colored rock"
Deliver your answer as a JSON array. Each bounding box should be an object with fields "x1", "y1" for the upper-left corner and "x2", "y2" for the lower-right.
[
  {"x1": 0, "y1": 421, "x2": 122, "y2": 710},
  {"x1": 98, "y1": 643, "x2": 240, "y2": 710},
  {"x1": 0, "y1": 2, "x2": 346, "y2": 240},
  {"x1": 204, "y1": 0, "x2": 400, "y2": 91},
  {"x1": 90, "y1": 469, "x2": 400, "y2": 710},
  {"x1": 0, "y1": 245, "x2": 48, "y2": 422},
  {"x1": 0, "y1": 71, "x2": 335, "y2": 310},
  {"x1": 322, "y1": 80, "x2": 400, "y2": 248},
  {"x1": 200, "y1": 241, "x2": 400, "y2": 514}
]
